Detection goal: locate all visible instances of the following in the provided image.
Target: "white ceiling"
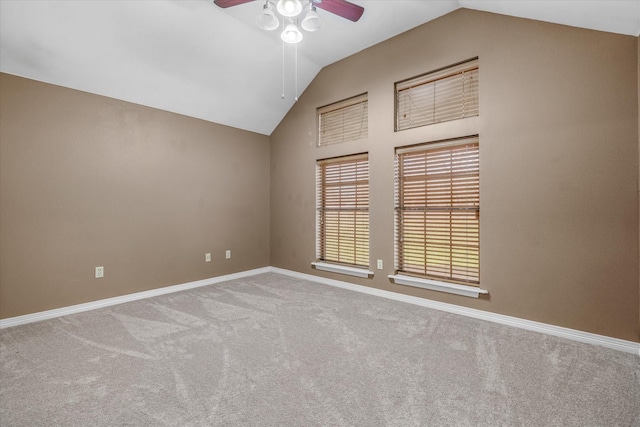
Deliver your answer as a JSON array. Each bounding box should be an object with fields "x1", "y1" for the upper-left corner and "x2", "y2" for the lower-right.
[{"x1": 1, "y1": 0, "x2": 639, "y2": 135}]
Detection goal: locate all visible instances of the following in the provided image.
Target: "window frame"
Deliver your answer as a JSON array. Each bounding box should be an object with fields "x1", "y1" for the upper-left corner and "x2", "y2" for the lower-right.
[
  {"x1": 395, "y1": 58, "x2": 479, "y2": 132},
  {"x1": 393, "y1": 136, "x2": 481, "y2": 289},
  {"x1": 315, "y1": 153, "x2": 371, "y2": 276},
  {"x1": 317, "y1": 93, "x2": 368, "y2": 147}
]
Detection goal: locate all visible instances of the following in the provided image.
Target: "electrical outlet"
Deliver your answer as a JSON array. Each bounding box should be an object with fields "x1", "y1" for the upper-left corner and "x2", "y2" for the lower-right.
[
  {"x1": 376, "y1": 259, "x2": 383, "y2": 270},
  {"x1": 205, "y1": 253, "x2": 211, "y2": 262},
  {"x1": 225, "y1": 250, "x2": 231, "y2": 259},
  {"x1": 95, "y1": 266, "x2": 104, "y2": 278}
]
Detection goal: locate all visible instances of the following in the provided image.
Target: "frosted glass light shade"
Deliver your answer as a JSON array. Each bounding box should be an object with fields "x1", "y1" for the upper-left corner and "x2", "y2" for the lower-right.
[
  {"x1": 301, "y1": 7, "x2": 322, "y2": 32},
  {"x1": 276, "y1": 0, "x2": 303, "y2": 17},
  {"x1": 281, "y1": 23, "x2": 303, "y2": 43},
  {"x1": 256, "y1": 4, "x2": 279, "y2": 31}
]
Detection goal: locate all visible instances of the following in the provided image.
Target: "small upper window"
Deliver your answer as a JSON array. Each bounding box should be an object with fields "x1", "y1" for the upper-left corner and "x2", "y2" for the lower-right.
[
  {"x1": 318, "y1": 93, "x2": 368, "y2": 147},
  {"x1": 395, "y1": 58, "x2": 479, "y2": 131}
]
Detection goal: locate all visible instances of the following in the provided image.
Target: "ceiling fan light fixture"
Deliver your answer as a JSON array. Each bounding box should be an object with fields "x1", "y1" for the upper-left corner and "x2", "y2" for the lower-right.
[
  {"x1": 276, "y1": 0, "x2": 303, "y2": 17},
  {"x1": 301, "y1": 5, "x2": 322, "y2": 32},
  {"x1": 256, "y1": 2, "x2": 279, "y2": 31},
  {"x1": 281, "y1": 23, "x2": 303, "y2": 43}
]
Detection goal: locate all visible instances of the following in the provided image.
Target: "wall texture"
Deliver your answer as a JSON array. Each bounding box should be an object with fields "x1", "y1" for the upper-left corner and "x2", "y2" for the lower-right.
[
  {"x1": 270, "y1": 9, "x2": 640, "y2": 341},
  {"x1": 0, "y1": 73, "x2": 270, "y2": 319},
  {"x1": 1, "y1": 9, "x2": 639, "y2": 344}
]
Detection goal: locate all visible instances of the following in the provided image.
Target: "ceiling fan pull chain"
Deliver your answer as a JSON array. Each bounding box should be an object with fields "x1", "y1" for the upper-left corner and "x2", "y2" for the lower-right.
[
  {"x1": 281, "y1": 33, "x2": 285, "y2": 99},
  {"x1": 294, "y1": 41, "x2": 298, "y2": 102}
]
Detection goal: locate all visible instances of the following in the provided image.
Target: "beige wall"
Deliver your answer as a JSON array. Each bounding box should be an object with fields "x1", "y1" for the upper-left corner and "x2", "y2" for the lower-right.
[
  {"x1": 270, "y1": 9, "x2": 640, "y2": 341},
  {"x1": 1, "y1": 9, "x2": 639, "y2": 343},
  {"x1": 0, "y1": 73, "x2": 270, "y2": 319}
]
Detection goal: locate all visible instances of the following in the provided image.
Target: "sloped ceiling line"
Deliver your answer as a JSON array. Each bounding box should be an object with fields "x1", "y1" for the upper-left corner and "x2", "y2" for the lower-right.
[{"x1": 1, "y1": 0, "x2": 638, "y2": 135}]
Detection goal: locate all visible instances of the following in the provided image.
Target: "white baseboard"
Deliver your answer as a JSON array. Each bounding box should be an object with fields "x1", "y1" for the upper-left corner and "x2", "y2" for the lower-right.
[
  {"x1": 2, "y1": 265, "x2": 638, "y2": 357},
  {"x1": 270, "y1": 267, "x2": 640, "y2": 357},
  {"x1": 0, "y1": 267, "x2": 270, "y2": 329}
]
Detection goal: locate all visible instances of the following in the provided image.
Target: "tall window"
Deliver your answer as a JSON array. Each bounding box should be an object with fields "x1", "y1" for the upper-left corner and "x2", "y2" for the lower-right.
[
  {"x1": 395, "y1": 58, "x2": 479, "y2": 131},
  {"x1": 395, "y1": 136, "x2": 479, "y2": 285},
  {"x1": 317, "y1": 154, "x2": 369, "y2": 267},
  {"x1": 318, "y1": 93, "x2": 368, "y2": 147}
]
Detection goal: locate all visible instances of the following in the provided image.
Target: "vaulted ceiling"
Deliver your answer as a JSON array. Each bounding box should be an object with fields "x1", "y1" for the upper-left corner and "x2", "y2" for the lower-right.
[{"x1": 1, "y1": 0, "x2": 638, "y2": 135}]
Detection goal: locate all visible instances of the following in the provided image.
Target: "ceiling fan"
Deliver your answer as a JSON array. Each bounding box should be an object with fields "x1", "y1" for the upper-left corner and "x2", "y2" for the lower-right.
[
  {"x1": 214, "y1": 0, "x2": 365, "y2": 42},
  {"x1": 214, "y1": 0, "x2": 364, "y2": 22},
  {"x1": 214, "y1": 0, "x2": 364, "y2": 100}
]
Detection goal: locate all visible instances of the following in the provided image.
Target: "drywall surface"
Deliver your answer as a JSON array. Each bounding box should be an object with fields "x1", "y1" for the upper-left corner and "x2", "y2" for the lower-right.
[
  {"x1": 0, "y1": 73, "x2": 270, "y2": 318},
  {"x1": 270, "y1": 9, "x2": 640, "y2": 341}
]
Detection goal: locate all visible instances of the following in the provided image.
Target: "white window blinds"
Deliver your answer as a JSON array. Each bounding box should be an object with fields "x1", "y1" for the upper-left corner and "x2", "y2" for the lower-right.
[
  {"x1": 396, "y1": 58, "x2": 479, "y2": 131},
  {"x1": 318, "y1": 93, "x2": 368, "y2": 147},
  {"x1": 395, "y1": 136, "x2": 480, "y2": 285},
  {"x1": 317, "y1": 153, "x2": 369, "y2": 267}
]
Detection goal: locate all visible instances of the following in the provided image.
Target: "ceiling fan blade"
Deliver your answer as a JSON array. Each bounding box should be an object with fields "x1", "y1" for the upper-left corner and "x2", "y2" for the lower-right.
[
  {"x1": 314, "y1": 0, "x2": 364, "y2": 22},
  {"x1": 213, "y1": 0, "x2": 255, "y2": 8}
]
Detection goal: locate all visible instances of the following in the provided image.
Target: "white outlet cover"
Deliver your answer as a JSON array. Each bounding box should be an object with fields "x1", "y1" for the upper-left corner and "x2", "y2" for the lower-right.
[
  {"x1": 95, "y1": 266, "x2": 104, "y2": 278},
  {"x1": 225, "y1": 250, "x2": 231, "y2": 259},
  {"x1": 205, "y1": 253, "x2": 211, "y2": 262},
  {"x1": 377, "y1": 259, "x2": 383, "y2": 270}
]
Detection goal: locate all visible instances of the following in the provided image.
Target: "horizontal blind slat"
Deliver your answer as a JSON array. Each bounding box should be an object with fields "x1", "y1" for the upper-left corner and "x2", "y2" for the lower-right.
[
  {"x1": 319, "y1": 94, "x2": 368, "y2": 147},
  {"x1": 317, "y1": 154, "x2": 370, "y2": 268},
  {"x1": 396, "y1": 59, "x2": 478, "y2": 131},
  {"x1": 395, "y1": 137, "x2": 480, "y2": 285}
]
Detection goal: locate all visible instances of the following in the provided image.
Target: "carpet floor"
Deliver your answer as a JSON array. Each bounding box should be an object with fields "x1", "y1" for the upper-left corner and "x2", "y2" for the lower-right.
[{"x1": 1, "y1": 272, "x2": 639, "y2": 426}]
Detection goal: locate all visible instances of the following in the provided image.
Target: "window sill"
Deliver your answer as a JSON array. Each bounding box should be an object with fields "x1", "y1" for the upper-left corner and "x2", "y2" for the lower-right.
[
  {"x1": 311, "y1": 262, "x2": 373, "y2": 278},
  {"x1": 388, "y1": 274, "x2": 488, "y2": 298}
]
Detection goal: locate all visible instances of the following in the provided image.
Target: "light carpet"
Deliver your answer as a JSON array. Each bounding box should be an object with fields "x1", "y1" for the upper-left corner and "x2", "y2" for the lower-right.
[{"x1": 1, "y1": 273, "x2": 639, "y2": 426}]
